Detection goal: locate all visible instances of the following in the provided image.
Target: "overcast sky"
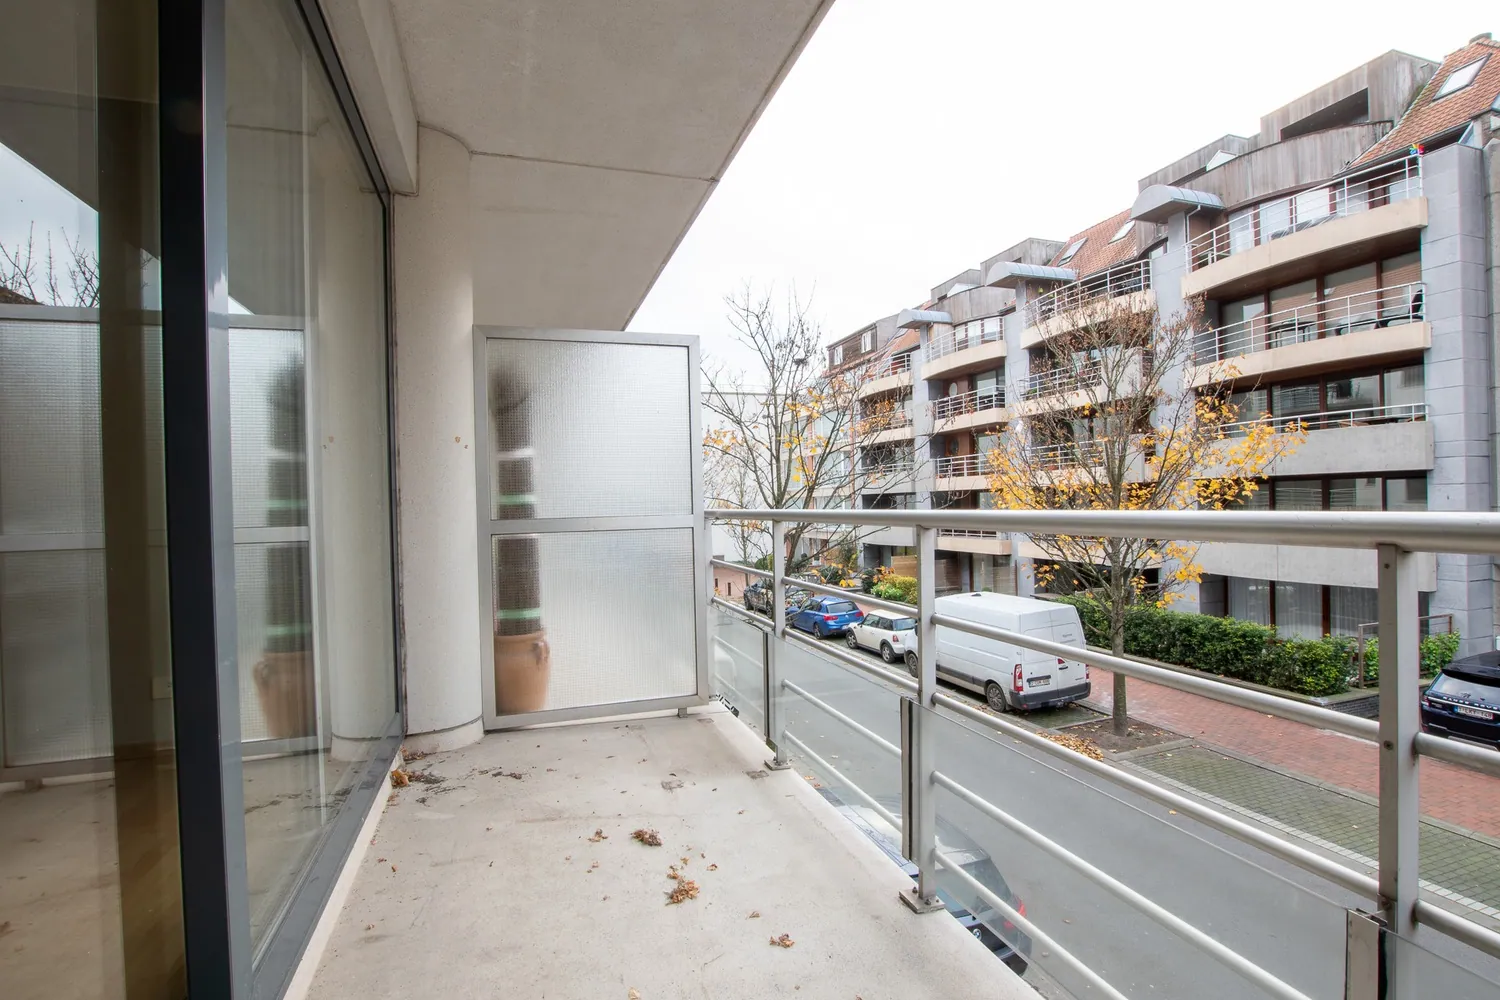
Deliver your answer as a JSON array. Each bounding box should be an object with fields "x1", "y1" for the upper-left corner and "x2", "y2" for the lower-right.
[{"x1": 629, "y1": 0, "x2": 1492, "y2": 372}]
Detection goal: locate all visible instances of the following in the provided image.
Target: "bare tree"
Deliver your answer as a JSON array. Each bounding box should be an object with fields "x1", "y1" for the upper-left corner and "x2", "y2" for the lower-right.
[
  {"x1": 985, "y1": 294, "x2": 1303, "y2": 734},
  {"x1": 704, "y1": 285, "x2": 916, "y2": 571},
  {"x1": 0, "y1": 223, "x2": 101, "y2": 307}
]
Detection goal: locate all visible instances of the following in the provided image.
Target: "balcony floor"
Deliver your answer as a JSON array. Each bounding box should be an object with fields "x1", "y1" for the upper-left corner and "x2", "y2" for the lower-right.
[{"x1": 307, "y1": 705, "x2": 1030, "y2": 999}]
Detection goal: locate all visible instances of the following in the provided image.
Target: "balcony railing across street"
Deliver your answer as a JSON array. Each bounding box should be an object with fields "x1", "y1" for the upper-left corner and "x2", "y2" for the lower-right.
[
  {"x1": 928, "y1": 317, "x2": 1003, "y2": 360},
  {"x1": 1223, "y1": 401, "x2": 1427, "y2": 436},
  {"x1": 935, "y1": 453, "x2": 982, "y2": 479},
  {"x1": 865, "y1": 351, "x2": 913, "y2": 379},
  {"x1": 937, "y1": 527, "x2": 999, "y2": 539},
  {"x1": 1027, "y1": 259, "x2": 1151, "y2": 325},
  {"x1": 932, "y1": 387, "x2": 1005, "y2": 421},
  {"x1": 863, "y1": 459, "x2": 914, "y2": 479},
  {"x1": 1021, "y1": 358, "x2": 1104, "y2": 400},
  {"x1": 1195, "y1": 282, "x2": 1425, "y2": 364},
  {"x1": 859, "y1": 407, "x2": 913, "y2": 434},
  {"x1": 1028, "y1": 438, "x2": 1107, "y2": 468},
  {"x1": 1186, "y1": 154, "x2": 1422, "y2": 271},
  {"x1": 707, "y1": 505, "x2": 1500, "y2": 999}
]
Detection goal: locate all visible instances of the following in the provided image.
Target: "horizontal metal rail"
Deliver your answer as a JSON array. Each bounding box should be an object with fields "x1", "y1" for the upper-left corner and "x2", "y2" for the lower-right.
[
  {"x1": 710, "y1": 557, "x2": 772, "y2": 580},
  {"x1": 928, "y1": 318, "x2": 1004, "y2": 360},
  {"x1": 709, "y1": 595, "x2": 773, "y2": 630},
  {"x1": 1194, "y1": 283, "x2": 1425, "y2": 365},
  {"x1": 1020, "y1": 359, "x2": 1104, "y2": 400},
  {"x1": 934, "y1": 770, "x2": 1314, "y2": 1000},
  {"x1": 782, "y1": 678, "x2": 901, "y2": 758},
  {"x1": 709, "y1": 507, "x2": 1500, "y2": 556},
  {"x1": 782, "y1": 625, "x2": 919, "y2": 697},
  {"x1": 933, "y1": 847, "x2": 1130, "y2": 1000},
  {"x1": 935, "y1": 453, "x2": 983, "y2": 479},
  {"x1": 1413, "y1": 899, "x2": 1500, "y2": 963},
  {"x1": 932, "y1": 387, "x2": 1006, "y2": 421},
  {"x1": 938, "y1": 528, "x2": 999, "y2": 539},
  {"x1": 782, "y1": 728, "x2": 901, "y2": 832},
  {"x1": 1221, "y1": 402, "x2": 1427, "y2": 436},
  {"x1": 933, "y1": 612, "x2": 1378, "y2": 741},
  {"x1": 931, "y1": 689, "x2": 1381, "y2": 900},
  {"x1": 1412, "y1": 732, "x2": 1500, "y2": 781},
  {"x1": 1187, "y1": 155, "x2": 1421, "y2": 271},
  {"x1": 1027, "y1": 259, "x2": 1151, "y2": 325}
]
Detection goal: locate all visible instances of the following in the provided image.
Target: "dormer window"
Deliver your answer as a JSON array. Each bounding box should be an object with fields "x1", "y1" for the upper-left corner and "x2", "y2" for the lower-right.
[
  {"x1": 1057, "y1": 239, "x2": 1086, "y2": 265},
  {"x1": 1437, "y1": 56, "x2": 1487, "y2": 98}
]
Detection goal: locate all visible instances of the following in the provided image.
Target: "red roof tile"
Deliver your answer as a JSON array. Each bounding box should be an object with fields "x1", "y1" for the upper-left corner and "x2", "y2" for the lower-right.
[
  {"x1": 1353, "y1": 36, "x2": 1500, "y2": 166},
  {"x1": 887, "y1": 328, "x2": 919, "y2": 354},
  {"x1": 1045, "y1": 209, "x2": 1140, "y2": 278}
]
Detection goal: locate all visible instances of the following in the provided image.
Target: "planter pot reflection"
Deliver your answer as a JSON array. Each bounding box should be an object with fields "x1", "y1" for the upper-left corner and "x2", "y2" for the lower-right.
[
  {"x1": 493, "y1": 631, "x2": 551, "y2": 713},
  {"x1": 253, "y1": 650, "x2": 316, "y2": 738}
]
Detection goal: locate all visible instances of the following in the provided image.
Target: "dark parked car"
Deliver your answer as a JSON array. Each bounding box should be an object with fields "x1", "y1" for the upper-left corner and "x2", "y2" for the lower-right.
[
  {"x1": 822, "y1": 789, "x2": 1032, "y2": 974},
  {"x1": 742, "y1": 581, "x2": 808, "y2": 616},
  {"x1": 1421, "y1": 652, "x2": 1500, "y2": 748},
  {"x1": 788, "y1": 594, "x2": 864, "y2": 637}
]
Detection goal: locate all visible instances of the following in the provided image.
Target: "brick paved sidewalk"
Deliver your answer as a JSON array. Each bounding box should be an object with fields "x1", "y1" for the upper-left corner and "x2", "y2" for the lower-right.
[{"x1": 1086, "y1": 667, "x2": 1500, "y2": 840}]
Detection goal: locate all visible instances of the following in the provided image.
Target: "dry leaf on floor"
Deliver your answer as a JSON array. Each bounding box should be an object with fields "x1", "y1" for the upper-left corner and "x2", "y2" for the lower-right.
[
  {"x1": 590, "y1": 861, "x2": 599, "y2": 869},
  {"x1": 632, "y1": 828, "x2": 663, "y2": 847},
  {"x1": 628, "y1": 990, "x2": 640, "y2": 1000},
  {"x1": 364, "y1": 923, "x2": 374, "y2": 931},
  {"x1": 708, "y1": 864, "x2": 718, "y2": 871},
  {"x1": 748, "y1": 911, "x2": 760, "y2": 919},
  {"x1": 376, "y1": 857, "x2": 387, "y2": 863},
  {"x1": 390, "y1": 864, "x2": 397, "y2": 872},
  {"x1": 666, "y1": 879, "x2": 699, "y2": 904},
  {"x1": 769, "y1": 933, "x2": 794, "y2": 948},
  {"x1": 1037, "y1": 731, "x2": 1104, "y2": 761},
  {"x1": 589, "y1": 828, "x2": 607, "y2": 842},
  {"x1": 389, "y1": 769, "x2": 410, "y2": 788}
]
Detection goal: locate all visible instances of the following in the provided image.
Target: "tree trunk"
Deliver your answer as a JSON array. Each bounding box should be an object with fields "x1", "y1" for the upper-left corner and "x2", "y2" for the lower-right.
[{"x1": 1111, "y1": 619, "x2": 1128, "y2": 737}]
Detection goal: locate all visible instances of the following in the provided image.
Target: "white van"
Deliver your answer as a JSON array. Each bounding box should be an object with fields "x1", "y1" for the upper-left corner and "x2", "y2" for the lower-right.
[{"x1": 907, "y1": 593, "x2": 1090, "y2": 712}]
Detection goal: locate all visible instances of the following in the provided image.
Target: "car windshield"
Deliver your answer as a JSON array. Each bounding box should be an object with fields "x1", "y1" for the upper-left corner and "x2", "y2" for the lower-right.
[
  {"x1": 825, "y1": 600, "x2": 857, "y2": 614},
  {"x1": 1430, "y1": 673, "x2": 1500, "y2": 706},
  {"x1": 890, "y1": 617, "x2": 916, "y2": 631}
]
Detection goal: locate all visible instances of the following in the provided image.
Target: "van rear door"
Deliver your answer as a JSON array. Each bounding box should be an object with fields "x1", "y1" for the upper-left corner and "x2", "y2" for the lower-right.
[{"x1": 1021, "y1": 626, "x2": 1061, "y2": 692}]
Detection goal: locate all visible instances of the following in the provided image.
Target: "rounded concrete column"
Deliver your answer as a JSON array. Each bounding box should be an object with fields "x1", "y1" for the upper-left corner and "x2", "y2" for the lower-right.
[{"x1": 393, "y1": 126, "x2": 484, "y2": 751}]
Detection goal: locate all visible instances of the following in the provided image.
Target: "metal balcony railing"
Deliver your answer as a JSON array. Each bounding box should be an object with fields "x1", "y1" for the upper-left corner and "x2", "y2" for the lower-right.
[
  {"x1": 1222, "y1": 402, "x2": 1428, "y2": 436},
  {"x1": 857, "y1": 407, "x2": 913, "y2": 435},
  {"x1": 934, "y1": 453, "x2": 982, "y2": 479},
  {"x1": 864, "y1": 351, "x2": 913, "y2": 379},
  {"x1": 1186, "y1": 155, "x2": 1422, "y2": 272},
  {"x1": 1020, "y1": 359, "x2": 1104, "y2": 401},
  {"x1": 708, "y1": 505, "x2": 1500, "y2": 999},
  {"x1": 937, "y1": 527, "x2": 1000, "y2": 539},
  {"x1": 1194, "y1": 283, "x2": 1426, "y2": 365},
  {"x1": 862, "y1": 459, "x2": 914, "y2": 479},
  {"x1": 1026, "y1": 259, "x2": 1151, "y2": 326},
  {"x1": 1028, "y1": 438, "x2": 1108, "y2": 469},
  {"x1": 931, "y1": 387, "x2": 1005, "y2": 422},
  {"x1": 928, "y1": 317, "x2": 1003, "y2": 360}
]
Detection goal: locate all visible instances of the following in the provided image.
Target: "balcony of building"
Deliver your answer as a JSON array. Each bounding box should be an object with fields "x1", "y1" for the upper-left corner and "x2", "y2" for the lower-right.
[
  {"x1": 856, "y1": 351, "x2": 915, "y2": 399},
  {"x1": 1182, "y1": 156, "x2": 1426, "y2": 299},
  {"x1": 1218, "y1": 403, "x2": 1434, "y2": 478},
  {"x1": 1014, "y1": 359, "x2": 1106, "y2": 415},
  {"x1": 1020, "y1": 260, "x2": 1154, "y2": 350},
  {"x1": 858, "y1": 400, "x2": 916, "y2": 444},
  {"x1": 860, "y1": 457, "x2": 916, "y2": 493},
  {"x1": 920, "y1": 317, "x2": 1007, "y2": 381},
  {"x1": 932, "y1": 386, "x2": 1009, "y2": 435},
  {"x1": 1191, "y1": 283, "x2": 1429, "y2": 387},
  {"x1": 937, "y1": 528, "x2": 1011, "y2": 556},
  {"x1": 934, "y1": 452, "x2": 989, "y2": 492}
]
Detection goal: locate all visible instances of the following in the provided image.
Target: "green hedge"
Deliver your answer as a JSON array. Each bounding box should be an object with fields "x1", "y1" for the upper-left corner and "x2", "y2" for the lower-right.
[
  {"x1": 1360, "y1": 632, "x2": 1460, "y2": 686},
  {"x1": 1049, "y1": 595, "x2": 1371, "y2": 697},
  {"x1": 871, "y1": 575, "x2": 918, "y2": 605}
]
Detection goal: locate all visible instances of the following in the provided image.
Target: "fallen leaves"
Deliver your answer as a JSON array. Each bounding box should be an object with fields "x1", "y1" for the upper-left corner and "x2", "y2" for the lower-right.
[
  {"x1": 389, "y1": 769, "x2": 410, "y2": 788},
  {"x1": 769, "y1": 933, "x2": 795, "y2": 948},
  {"x1": 666, "y1": 879, "x2": 700, "y2": 905},
  {"x1": 589, "y1": 828, "x2": 608, "y2": 843},
  {"x1": 628, "y1": 990, "x2": 641, "y2": 1000},
  {"x1": 747, "y1": 911, "x2": 760, "y2": 919},
  {"x1": 632, "y1": 828, "x2": 663, "y2": 847},
  {"x1": 707, "y1": 863, "x2": 718, "y2": 871},
  {"x1": 1038, "y1": 731, "x2": 1104, "y2": 761}
]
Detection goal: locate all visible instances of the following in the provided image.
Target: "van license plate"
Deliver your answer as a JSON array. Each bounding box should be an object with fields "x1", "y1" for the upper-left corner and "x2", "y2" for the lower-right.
[
  {"x1": 1455, "y1": 706, "x2": 1495, "y2": 720},
  {"x1": 1029, "y1": 676, "x2": 1051, "y2": 687}
]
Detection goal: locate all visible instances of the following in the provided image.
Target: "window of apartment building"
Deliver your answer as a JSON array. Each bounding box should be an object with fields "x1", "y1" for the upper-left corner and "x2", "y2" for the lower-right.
[
  {"x1": 861, "y1": 330, "x2": 874, "y2": 352},
  {"x1": 1228, "y1": 577, "x2": 1407, "y2": 638},
  {"x1": 1267, "y1": 280, "x2": 1319, "y2": 346},
  {"x1": 1438, "y1": 56, "x2": 1488, "y2": 98},
  {"x1": 1228, "y1": 208, "x2": 1256, "y2": 254},
  {"x1": 1259, "y1": 475, "x2": 1427, "y2": 512},
  {"x1": 1323, "y1": 263, "x2": 1378, "y2": 334},
  {"x1": 833, "y1": 344, "x2": 844, "y2": 365},
  {"x1": 1330, "y1": 586, "x2": 1380, "y2": 636},
  {"x1": 1057, "y1": 239, "x2": 1086, "y2": 265},
  {"x1": 1385, "y1": 476, "x2": 1429, "y2": 511},
  {"x1": 1109, "y1": 220, "x2": 1134, "y2": 243},
  {"x1": 1228, "y1": 578, "x2": 1273, "y2": 625},
  {"x1": 1247, "y1": 363, "x2": 1424, "y2": 427},
  {"x1": 1259, "y1": 197, "x2": 1294, "y2": 241},
  {"x1": 1274, "y1": 581, "x2": 1324, "y2": 639}
]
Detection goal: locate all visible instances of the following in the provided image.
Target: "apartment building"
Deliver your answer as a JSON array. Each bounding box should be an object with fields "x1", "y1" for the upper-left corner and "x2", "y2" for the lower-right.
[{"x1": 841, "y1": 36, "x2": 1500, "y2": 655}]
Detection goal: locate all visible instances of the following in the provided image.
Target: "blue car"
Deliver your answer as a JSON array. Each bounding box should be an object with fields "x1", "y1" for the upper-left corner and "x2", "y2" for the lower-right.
[{"x1": 789, "y1": 594, "x2": 864, "y2": 637}]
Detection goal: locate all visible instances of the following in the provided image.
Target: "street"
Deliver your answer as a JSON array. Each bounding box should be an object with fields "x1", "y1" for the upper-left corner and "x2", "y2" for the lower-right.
[{"x1": 715, "y1": 610, "x2": 1500, "y2": 999}]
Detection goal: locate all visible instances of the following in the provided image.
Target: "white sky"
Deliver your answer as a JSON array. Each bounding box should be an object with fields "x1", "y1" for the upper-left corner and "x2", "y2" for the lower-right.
[{"x1": 629, "y1": 0, "x2": 1493, "y2": 372}]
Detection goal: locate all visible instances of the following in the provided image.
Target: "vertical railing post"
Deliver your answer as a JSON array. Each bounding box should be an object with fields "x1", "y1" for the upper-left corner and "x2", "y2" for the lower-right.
[
  {"x1": 901, "y1": 524, "x2": 942, "y2": 913},
  {"x1": 764, "y1": 518, "x2": 789, "y2": 770},
  {"x1": 1377, "y1": 543, "x2": 1419, "y2": 986}
]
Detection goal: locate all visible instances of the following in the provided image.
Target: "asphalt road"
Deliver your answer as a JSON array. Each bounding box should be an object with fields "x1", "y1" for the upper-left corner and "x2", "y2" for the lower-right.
[{"x1": 715, "y1": 613, "x2": 1500, "y2": 1000}]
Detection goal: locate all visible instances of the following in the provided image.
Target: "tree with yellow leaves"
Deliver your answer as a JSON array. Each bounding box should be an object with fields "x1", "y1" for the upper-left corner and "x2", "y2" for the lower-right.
[{"x1": 985, "y1": 293, "x2": 1303, "y2": 734}]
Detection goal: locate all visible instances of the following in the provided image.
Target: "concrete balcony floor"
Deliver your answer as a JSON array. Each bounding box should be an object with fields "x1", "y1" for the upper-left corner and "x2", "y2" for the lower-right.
[{"x1": 307, "y1": 706, "x2": 1032, "y2": 999}]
